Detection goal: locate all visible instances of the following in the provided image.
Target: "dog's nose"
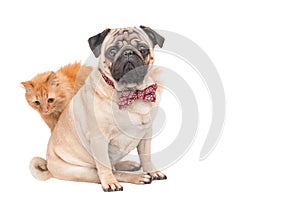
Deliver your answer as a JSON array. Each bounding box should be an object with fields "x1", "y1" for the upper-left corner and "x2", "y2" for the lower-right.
[{"x1": 123, "y1": 49, "x2": 133, "y2": 57}]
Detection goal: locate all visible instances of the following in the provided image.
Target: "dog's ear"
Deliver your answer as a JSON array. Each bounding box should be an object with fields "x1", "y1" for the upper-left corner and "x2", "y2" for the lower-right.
[
  {"x1": 140, "y1": 25, "x2": 164, "y2": 48},
  {"x1": 88, "y1": 28, "x2": 111, "y2": 57}
]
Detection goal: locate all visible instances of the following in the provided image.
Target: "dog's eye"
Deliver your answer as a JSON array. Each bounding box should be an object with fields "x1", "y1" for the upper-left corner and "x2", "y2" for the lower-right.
[
  {"x1": 106, "y1": 47, "x2": 118, "y2": 59},
  {"x1": 48, "y1": 98, "x2": 55, "y2": 103},
  {"x1": 109, "y1": 49, "x2": 117, "y2": 57},
  {"x1": 138, "y1": 45, "x2": 149, "y2": 57},
  {"x1": 34, "y1": 101, "x2": 40, "y2": 106}
]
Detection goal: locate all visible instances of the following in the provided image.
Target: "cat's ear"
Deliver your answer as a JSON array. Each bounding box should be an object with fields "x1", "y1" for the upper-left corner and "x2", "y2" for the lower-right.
[
  {"x1": 21, "y1": 81, "x2": 33, "y2": 91},
  {"x1": 47, "y1": 72, "x2": 59, "y2": 87}
]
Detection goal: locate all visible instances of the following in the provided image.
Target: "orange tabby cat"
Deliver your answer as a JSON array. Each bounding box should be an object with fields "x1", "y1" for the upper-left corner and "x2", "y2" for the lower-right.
[{"x1": 21, "y1": 62, "x2": 93, "y2": 131}]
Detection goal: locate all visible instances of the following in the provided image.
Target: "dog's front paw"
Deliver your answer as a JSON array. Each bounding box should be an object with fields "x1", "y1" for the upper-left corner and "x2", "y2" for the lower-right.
[
  {"x1": 147, "y1": 171, "x2": 167, "y2": 180},
  {"x1": 101, "y1": 178, "x2": 123, "y2": 192},
  {"x1": 139, "y1": 173, "x2": 152, "y2": 184}
]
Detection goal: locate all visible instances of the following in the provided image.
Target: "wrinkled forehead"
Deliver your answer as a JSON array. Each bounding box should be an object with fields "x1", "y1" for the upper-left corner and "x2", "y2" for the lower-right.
[{"x1": 103, "y1": 28, "x2": 151, "y2": 50}]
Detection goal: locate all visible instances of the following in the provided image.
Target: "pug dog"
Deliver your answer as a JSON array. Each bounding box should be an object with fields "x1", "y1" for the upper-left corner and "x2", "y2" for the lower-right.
[{"x1": 29, "y1": 26, "x2": 166, "y2": 192}]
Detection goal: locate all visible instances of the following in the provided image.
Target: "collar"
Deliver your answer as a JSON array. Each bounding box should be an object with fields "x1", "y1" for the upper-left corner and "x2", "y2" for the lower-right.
[
  {"x1": 98, "y1": 68, "x2": 157, "y2": 109},
  {"x1": 99, "y1": 68, "x2": 115, "y2": 88}
]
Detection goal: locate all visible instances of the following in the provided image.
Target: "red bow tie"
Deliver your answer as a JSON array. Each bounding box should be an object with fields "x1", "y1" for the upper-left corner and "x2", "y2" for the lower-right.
[
  {"x1": 99, "y1": 69, "x2": 157, "y2": 109},
  {"x1": 118, "y1": 84, "x2": 157, "y2": 109}
]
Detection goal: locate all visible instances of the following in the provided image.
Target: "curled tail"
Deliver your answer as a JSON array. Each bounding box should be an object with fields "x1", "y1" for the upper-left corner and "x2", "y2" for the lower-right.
[{"x1": 29, "y1": 157, "x2": 52, "y2": 181}]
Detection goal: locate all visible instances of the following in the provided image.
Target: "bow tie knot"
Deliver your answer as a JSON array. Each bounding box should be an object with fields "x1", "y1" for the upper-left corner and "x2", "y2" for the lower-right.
[{"x1": 118, "y1": 84, "x2": 157, "y2": 109}]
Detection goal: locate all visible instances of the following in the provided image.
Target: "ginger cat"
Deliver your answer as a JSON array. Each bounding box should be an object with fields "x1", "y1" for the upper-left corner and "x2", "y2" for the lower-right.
[{"x1": 21, "y1": 62, "x2": 93, "y2": 131}]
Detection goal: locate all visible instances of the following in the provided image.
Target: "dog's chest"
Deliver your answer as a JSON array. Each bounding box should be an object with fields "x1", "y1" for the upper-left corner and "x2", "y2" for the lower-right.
[
  {"x1": 110, "y1": 101, "x2": 153, "y2": 134},
  {"x1": 108, "y1": 102, "x2": 153, "y2": 163}
]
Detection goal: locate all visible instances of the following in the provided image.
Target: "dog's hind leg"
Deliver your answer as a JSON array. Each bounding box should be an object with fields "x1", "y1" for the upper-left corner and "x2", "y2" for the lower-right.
[
  {"x1": 113, "y1": 171, "x2": 152, "y2": 185},
  {"x1": 114, "y1": 160, "x2": 141, "y2": 171},
  {"x1": 47, "y1": 156, "x2": 151, "y2": 185},
  {"x1": 47, "y1": 156, "x2": 100, "y2": 183}
]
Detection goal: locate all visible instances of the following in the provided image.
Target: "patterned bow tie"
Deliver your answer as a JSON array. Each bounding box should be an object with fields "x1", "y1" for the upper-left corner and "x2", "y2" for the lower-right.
[
  {"x1": 118, "y1": 84, "x2": 157, "y2": 109},
  {"x1": 99, "y1": 69, "x2": 157, "y2": 109}
]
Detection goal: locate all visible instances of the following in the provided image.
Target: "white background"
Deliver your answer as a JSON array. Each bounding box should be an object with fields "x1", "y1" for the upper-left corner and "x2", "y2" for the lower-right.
[{"x1": 1, "y1": 0, "x2": 300, "y2": 200}]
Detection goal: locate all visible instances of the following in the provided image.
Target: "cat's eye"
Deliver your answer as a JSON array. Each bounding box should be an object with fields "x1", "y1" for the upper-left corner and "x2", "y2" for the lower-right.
[
  {"x1": 34, "y1": 101, "x2": 40, "y2": 106},
  {"x1": 48, "y1": 98, "x2": 55, "y2": 103}
]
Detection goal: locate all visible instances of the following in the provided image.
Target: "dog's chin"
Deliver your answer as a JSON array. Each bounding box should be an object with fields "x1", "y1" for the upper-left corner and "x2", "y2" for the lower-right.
[{"x1": 115, "y1": 83, "x2": 139, "y2": 91}]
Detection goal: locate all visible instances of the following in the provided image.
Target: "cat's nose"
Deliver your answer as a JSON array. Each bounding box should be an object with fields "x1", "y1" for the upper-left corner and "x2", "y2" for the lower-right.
[{"x1": 42, "y1": 108, "x2": 49, "y2": 114}]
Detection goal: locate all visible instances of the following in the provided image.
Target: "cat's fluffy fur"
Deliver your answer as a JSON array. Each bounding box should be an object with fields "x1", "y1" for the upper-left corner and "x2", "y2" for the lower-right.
[{"x1": 21, "y1": 62, "x2": 93, "y2": 131}]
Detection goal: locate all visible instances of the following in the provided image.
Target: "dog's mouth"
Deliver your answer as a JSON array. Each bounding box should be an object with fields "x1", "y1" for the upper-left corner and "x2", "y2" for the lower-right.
[
  {"x1": 123, "y1": 62, "x2": 135, "y2": 73},
  {"x1": 119, "y1": 64, "x2": 148, "y2": 85},
  {"x1": 111, "y1": 54, "x2": 148, "y2": 85}
]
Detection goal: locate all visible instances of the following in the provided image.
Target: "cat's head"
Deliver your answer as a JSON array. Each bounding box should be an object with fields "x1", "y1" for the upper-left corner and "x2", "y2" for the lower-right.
[{"x1": 21, "y1": 71, "x2": 64, "y2": 115}]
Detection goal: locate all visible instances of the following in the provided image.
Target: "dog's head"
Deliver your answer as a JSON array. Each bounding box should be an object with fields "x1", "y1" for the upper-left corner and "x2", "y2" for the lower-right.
[{"x1": 88, "y1": 26, "x2": 164, "y2": 90}]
